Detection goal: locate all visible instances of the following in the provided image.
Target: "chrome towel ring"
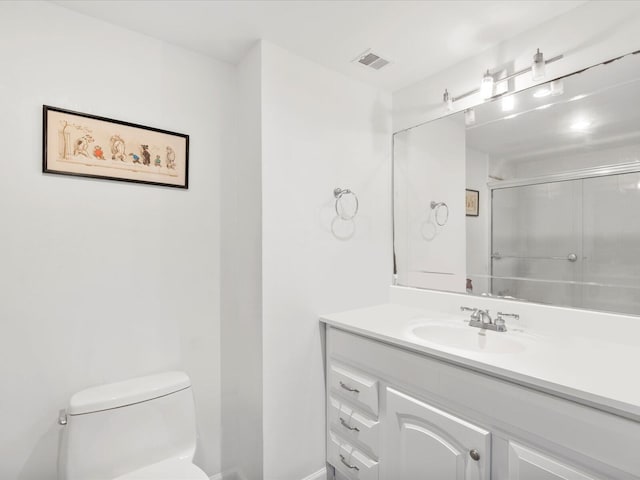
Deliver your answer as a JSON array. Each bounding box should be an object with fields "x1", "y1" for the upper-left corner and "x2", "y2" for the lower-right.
[
  {"x1": 334, "y1": 187, "x2": 359, "y2": 220},
  {"x1": 430, "y1": 201, "x2": 449, "y2": 226}
]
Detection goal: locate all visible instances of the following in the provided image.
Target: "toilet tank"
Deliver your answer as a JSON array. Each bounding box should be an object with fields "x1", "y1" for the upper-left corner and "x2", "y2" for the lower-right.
[{"x1": 58, "y1": 371, "x2": 197, "y2": 480}]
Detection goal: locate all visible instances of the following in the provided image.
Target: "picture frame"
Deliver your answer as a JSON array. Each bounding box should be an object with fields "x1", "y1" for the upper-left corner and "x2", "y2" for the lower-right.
[
  {"x1": 43, "y1": 105, "x2": 189, "y2": 188},
  {"x1": 465, "y1": 189, "x2": 479, "y2": 216}
]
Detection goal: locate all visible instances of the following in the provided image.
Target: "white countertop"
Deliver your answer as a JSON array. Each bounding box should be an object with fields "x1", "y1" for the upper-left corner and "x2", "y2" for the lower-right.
[{"x1": 321, "y1": 303, "x2": 640, "y2": 422}]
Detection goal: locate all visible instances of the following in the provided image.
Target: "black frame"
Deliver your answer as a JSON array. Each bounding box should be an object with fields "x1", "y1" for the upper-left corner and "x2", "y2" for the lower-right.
[
  {"x1": 465, "y1": 189, "x2": 479, "y2": 217},
  {"x1": 43, "y1": 105, "x2": 189, "y2": 189}
]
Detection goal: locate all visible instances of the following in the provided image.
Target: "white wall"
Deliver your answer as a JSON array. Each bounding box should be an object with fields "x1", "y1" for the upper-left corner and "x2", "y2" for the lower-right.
[
  {"x1": 260, "y1": 42, "x2": 392, "y2": 480},
  {"x1": 221, "y1": 43, "x2": 263, "y2": 480},
  {"x1": 0, "y1": 2, "x2": 234, "y2": 479},
  {"x1": 393, "y1": 1, "x2": 640, "y2": 132}
]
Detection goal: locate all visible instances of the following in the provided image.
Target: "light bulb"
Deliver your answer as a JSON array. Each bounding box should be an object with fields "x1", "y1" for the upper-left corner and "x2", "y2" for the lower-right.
[
  {"x1": 550, "y1": 79, "x2": 564, "y2": 96},
  {"x1": 480, "y1": 70, "x2": 494, "y2": 99},
  {"x1": 501, "y1": 95, "x2": 515, "y2": 112},
  {"x1": 465, "y1": 108, "x2": 476, "y2": 126},
  {"x1": 533, "y1": 88, "x2": 551, "y2": 98},
  {"x1": 443, "y1": 89, "x2": 453, "y2": 111},
  {"x1": 532, "y1": 48, "x2": 546, "y2": 81}
]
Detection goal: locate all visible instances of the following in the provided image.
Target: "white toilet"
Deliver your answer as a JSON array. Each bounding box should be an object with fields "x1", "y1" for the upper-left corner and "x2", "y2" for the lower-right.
[{"x1": 58, "y1": 371, "x2": 208, "y2": 480}]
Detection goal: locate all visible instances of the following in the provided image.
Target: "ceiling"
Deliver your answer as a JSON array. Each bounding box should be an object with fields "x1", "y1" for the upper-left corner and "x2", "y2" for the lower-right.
[{"x1": 52, "y1": 0, "x2": 585, "y2": 92}]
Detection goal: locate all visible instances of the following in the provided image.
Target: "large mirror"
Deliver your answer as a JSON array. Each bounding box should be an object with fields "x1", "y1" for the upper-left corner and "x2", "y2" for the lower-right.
[{"x1": 393, "y1": 51, "x2": 640, "y2": 316}]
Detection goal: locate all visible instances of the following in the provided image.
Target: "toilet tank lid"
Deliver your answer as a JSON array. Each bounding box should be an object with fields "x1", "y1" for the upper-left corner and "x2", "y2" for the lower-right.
[{"x1": 68, "y1": 371, "x2": 191, "y2": 415}]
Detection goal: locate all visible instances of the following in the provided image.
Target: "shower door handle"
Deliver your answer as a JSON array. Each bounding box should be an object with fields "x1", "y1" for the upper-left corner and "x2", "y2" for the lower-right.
[{"x1": 492, "y1": 252, "x2": 579, "y2": 262}]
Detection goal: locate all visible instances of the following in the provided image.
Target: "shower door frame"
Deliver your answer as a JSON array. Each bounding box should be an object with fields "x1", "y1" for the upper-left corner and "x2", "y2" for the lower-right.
[{"x1": 487, "y1": 161, "x2": 640, "y2": 299}]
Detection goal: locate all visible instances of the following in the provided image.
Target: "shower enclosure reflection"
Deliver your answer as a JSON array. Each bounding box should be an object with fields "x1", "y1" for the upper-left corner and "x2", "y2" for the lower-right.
[{"x1": 393, "y1": 51, "x2": 640, "y2": 316}]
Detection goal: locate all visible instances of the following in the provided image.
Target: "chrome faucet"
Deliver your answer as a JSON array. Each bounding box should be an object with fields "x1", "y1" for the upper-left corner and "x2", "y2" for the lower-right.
[{"x1": 460, "y1": 307, "x2": 516, "y2": 332}]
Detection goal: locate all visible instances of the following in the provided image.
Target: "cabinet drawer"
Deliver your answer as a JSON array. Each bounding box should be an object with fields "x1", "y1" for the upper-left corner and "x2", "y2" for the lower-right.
[
  {"x1": 328, "y1": 396, "x2": 380, "y2": 456},
  {"x1": 329, "y1": 363, "x2": 379, "y2": 416},
  {"x1": 328, "y1": 431, "x2": 379, "y2": 480}
]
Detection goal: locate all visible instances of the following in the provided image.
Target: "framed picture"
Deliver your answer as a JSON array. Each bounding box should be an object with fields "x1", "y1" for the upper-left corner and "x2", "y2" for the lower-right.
[
  {"x1": 43, "y1": 105, "x2": 189, "y2": 188},
  {"x1": 466, "y1": 189, "x2": 479, "y2": 216}
]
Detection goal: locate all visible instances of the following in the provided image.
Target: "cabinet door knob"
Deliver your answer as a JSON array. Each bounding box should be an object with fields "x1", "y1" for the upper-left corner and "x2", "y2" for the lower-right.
[{"x1": 469, "y1": 449, "x2": 480, "y2": 461}]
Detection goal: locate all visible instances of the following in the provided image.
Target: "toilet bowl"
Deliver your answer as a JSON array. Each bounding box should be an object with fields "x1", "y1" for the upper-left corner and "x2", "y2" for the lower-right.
[{"x1": 58, "y1": 371, "x2": 208, "y2": 480}]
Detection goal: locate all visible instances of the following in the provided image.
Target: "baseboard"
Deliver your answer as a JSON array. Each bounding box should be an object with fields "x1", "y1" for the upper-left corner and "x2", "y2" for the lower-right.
[{"x1": 301, "y1": 467, "x2": 327, "y2": 480}]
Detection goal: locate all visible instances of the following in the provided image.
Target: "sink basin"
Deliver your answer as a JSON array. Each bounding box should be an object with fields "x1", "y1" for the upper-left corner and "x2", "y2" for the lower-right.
[{"x1": 410, "y1": 323, "x2": 526, "y2": 354}]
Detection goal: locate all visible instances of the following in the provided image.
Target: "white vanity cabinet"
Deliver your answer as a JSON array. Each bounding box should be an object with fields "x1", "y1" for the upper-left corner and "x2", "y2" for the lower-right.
[
  {"x1": 506, "y1": 442, "x2": 599, "y2": 480},
  {"x1": 384, "y1": 387, "x2": 490, "y2": 480},
  {"x1": 325, "y1": 326, "x2": 640, "y2": 480}
]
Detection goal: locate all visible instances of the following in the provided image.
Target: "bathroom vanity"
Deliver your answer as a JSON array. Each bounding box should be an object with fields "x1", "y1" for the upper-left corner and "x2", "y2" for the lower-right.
[{"x1": 321, "y1": 292, "x2": 640, "y2": 480}]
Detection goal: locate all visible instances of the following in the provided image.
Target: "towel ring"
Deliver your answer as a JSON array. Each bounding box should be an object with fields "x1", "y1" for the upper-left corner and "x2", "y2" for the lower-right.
[
  {"x1": 334, "y1": 187, "x2": 359, "y2": 220},
  {"x1": 430, "y1": 201, "x2": 449, "y2": 226}
]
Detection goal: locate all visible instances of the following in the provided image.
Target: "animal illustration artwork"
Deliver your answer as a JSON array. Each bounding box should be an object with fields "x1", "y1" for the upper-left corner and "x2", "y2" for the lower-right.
[
  {"x1": 73, "y1": 134, "x2": 94, "y2": 157},
  {"x1": 128, "y1": 153, "x2": 141, "y2": 164},
  {"x1": 140, "y1": 145, "x2": 151, "y2": 166},
  {"x1": 110, "y1": 135, "x2": 126, "y2": 161},
  {"x1": 154, "y1": 155, "x2": 161, "y2": 167},
  {"x1": 166, "y1": 146, "x2": 176, "y2": 170},
  {"x1": 93, "y1": 145, "x2": 105, "y2": 160}
]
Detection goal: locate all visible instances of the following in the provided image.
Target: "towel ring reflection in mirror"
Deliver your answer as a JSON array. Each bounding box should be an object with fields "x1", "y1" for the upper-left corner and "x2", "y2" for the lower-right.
[
  {"x1": 430, "y1": 201, "x2": 449, "y2": 226},
  {"x1": 334, "y1": 187, "x2": 359, "y2": 220}
]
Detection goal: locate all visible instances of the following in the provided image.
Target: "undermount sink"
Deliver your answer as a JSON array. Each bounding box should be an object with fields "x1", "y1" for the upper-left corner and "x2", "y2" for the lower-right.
[{"x1": 410, "y1": 322, "x2": 526, "y2": 354}]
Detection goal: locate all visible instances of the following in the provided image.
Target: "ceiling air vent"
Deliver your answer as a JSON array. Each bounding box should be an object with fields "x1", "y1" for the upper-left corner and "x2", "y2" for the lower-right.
[{"x1": 354, "y1": 50, "x2": 390, "y2": 71}]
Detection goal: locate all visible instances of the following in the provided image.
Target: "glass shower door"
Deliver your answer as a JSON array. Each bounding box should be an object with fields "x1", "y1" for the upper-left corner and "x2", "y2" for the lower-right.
[
  {"x1": 581, "y1": 172, "x2": 640, "y2": 314},
  {"x1": 491, "y1": 180, "x2": 582, "y2": 306}
]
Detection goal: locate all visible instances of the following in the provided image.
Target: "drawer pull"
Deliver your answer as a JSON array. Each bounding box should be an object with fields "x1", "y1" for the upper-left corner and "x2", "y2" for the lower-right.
[
  {"x1": 339, "y1": 454, "x2": 360, "y2": 471},
  {"x1": 339, "y1": 417, "x2": 360, "y2": 432},
  {"x1": 469, "y1": 449, "x2": 480, "y2": 461},
  {"x1": 339, "y1": 381, "x2": 360, "y2": 393}
]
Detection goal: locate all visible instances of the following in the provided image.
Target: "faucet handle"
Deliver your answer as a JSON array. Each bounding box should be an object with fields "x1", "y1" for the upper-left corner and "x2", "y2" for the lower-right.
[
  {"x1": 497, "y1": 312, "x2": 520, "y2": 320},
  {"x1": 461, "y1": 306, "x2": 480, "y2": 320}
]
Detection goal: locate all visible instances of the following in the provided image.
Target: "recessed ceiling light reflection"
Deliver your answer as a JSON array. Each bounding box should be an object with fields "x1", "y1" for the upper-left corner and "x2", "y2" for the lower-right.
[
  {"x1": 504, "y1": 113, "x2": 519, "y2": 120},
  {"x1": 570, "y1": 119, "x2": 592, "y2": 131},
  {"x1": 535, "y1": 104, "x2": 553, "y2": 110},
  {"x1": 533, "y1": 88, "x2": 551, "y2": 98},
  {"x1": 569, "y1": 94, "x2": 588, "y2": 102}
]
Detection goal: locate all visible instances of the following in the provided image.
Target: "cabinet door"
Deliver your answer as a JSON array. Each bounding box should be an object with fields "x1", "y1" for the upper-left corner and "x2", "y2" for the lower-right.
[
  {"x1": 508, "y1": 442, "x2": 599, "y2": 480},
  {"x1": 384, "y1": 388, "x2": 490, "y2": 480}
]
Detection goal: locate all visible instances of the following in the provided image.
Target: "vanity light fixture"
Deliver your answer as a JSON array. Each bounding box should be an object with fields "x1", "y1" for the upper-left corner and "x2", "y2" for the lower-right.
[
  {"x1": 464, "y1": 108, "x2": 476, "y2": 126},
  {"x1": 501, "y1": 95, "x2": 515, "y2": 112},
  {"x1": 532, "y1": 48, "x2": 546, "y2": 81},
  {"x1": 480, "y1": 70, "x2": 494, "y2": 99},
  {"x1": 533, "y1": 88, "x2": 551, "y2": 98},
  {"x1": 443, "y1": 48, "x2": 563, "y2": 109},
  {"x1": 443, "y1": 89, "x2": 453, "y2": 111}
]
